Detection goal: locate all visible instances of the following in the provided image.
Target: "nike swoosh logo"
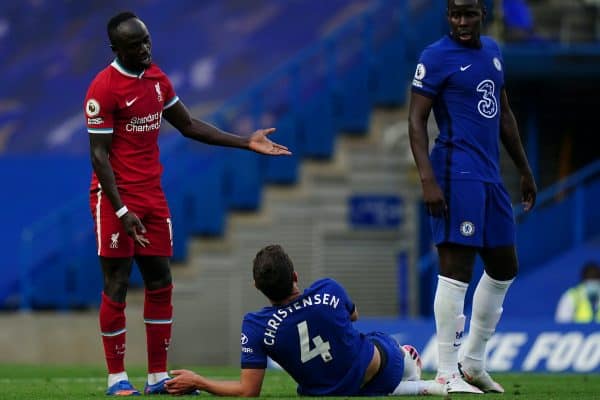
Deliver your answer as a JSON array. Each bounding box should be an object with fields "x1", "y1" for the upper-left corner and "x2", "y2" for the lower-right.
[
  {"x1": 460, "y1": 64, "x2": 472, "y2": 71},
  {"x1": 125, "y1": 97, "x2": 138, "y2": 107}
]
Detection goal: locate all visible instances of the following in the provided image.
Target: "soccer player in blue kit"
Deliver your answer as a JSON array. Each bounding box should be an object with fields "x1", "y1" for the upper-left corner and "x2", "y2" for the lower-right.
[
  {"x1": 165, "y1": 245, "x2": 448, "y2": 397},
  {"x1": 408, "y1": 0, "x2": 537, "y2": 394}
]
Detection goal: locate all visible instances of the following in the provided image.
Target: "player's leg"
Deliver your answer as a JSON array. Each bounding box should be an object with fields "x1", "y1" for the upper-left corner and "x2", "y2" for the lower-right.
[
  {"x1": 427, "y1": 179, "x2": 484, "y2": 393},
  {"x1": 433, "y1": 244, "x2": 482, "y2": 393},
  {"x1": 136, "y1": 255, "x2": 174, "y2": 394},
  {"x1": 92, "y1": 187, "x2": 140, "y2": 395},
  {"x1": 459, "y1": 182, "x2": 517, "y2": 393},
  {"x1": 390, "y1": 344, "x2": 447, "y2": 396},
  {"x1": 100, "y1": 256, "x2": 140, "y2": 395},
  {"x1": 459, "y1": 246, "x2": 516, "y2": 393}
]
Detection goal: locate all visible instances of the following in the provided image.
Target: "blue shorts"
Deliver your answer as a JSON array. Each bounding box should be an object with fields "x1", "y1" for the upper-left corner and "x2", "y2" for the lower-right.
[
  {"x1": 358, "y1": 332, "x2": 405, "y2": 396},
  {"x1": 430, "y1": 180, "x2": 516, "y2": 247}
]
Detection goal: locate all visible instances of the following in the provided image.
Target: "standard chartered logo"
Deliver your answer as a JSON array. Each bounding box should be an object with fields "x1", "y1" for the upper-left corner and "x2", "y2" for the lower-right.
[{"x1": 126, "y1": 112, "x2": 162, "y2": 132}]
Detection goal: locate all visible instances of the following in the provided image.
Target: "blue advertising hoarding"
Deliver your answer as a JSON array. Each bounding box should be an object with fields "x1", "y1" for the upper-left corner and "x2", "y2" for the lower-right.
[
  {"x1": 352, "y1": 318, "x2": 600, "y2": 373},
  {"x1": 349, "y1": 195, "x2": 403, "y2": 228}
]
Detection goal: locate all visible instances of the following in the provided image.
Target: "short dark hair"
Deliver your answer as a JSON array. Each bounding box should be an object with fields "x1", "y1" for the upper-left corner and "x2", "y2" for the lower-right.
[
  {"x1": 253, "y1": 245, "x2": 295, "y2": 302},
  {"x1": 447, "y1": 0, "x2": 484, "y2": 9},
  {"x1": 107, "y1": 11, "x2": 138, "y2": 45}
]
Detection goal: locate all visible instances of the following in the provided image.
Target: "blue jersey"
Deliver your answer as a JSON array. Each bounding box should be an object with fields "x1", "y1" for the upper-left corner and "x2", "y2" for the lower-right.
[
  {"x1": 240, "y1": 278, "x2": 375, "y2": 396},
  {"x1": 412, "y1": 35, "x2": 505, "y2": 183}
]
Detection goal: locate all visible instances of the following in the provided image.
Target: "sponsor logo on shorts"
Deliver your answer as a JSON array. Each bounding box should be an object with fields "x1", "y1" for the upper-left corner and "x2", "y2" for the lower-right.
[{"x1": 460, "y1": 221, "x2": 475, "y2": 237}]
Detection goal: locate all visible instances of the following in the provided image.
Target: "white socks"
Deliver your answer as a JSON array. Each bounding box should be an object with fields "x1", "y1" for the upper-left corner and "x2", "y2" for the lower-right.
[
  {"x1": 392, "y1": 380, "x2": 448, "y2": 396},
  {"x1": 401, "y1": 348, "x2": 420, "y2": 381},
  {"x1": 462, "y1": 272, "x2": 514, "y2": 371},
  {"x1": 108, "y1": 371, "x2": 169, "y2": 387},
  {"x1": 108, "y1": 371, "x2": 129, "y2": 387},
  {"x1": 434, "y1": 275, "x2": 468, "y2": 376},
  {"x1": 147, "y1": 372, "x2": 170, "y2": 385}
]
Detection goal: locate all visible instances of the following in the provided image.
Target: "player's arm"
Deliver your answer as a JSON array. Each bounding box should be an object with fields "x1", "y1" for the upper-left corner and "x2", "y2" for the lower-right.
[
  {"x1": 408, "y1": 92, "x2": 447, "y2": 217},
  {"x1": 89, "y1": 134, "x2": 148, "y2": 246},
  {"x1": 163, "y1": 100, "x2": 291, "y2": 156},
  {"x1": 499, "y1": 88, "x2": 537, "y2": 211},
  {"x1": 166, "y1": 368, "x2": 265, "y2": 397}
]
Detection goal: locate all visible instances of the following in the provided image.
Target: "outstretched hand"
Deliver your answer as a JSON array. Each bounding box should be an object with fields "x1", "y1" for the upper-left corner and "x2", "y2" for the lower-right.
[{"x1": 248, "y1": 128, "x2": 292, "y2": 156}]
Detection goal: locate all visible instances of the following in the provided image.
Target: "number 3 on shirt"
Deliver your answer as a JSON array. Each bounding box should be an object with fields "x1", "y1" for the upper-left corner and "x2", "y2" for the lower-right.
[{"x1": 297, "y1": 321, "x2": 333, "y2": 363}]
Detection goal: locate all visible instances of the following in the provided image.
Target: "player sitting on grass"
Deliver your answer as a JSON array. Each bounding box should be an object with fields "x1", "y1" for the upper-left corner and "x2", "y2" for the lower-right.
[{"x1": 165, "y1": 244, "x2": 448, "y2": 397}]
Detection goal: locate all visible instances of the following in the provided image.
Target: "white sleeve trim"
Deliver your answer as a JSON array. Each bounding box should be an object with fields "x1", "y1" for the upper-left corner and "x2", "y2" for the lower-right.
[
  {"x1": 164, "y1": 96, "x2": 179, "y2": 109},
  {"x1": 88, "y1": 128, "x2": 113, "y2": 134}
]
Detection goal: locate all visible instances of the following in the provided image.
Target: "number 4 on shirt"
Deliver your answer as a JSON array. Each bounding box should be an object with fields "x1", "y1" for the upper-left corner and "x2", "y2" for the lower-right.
[{"x1": 297, "y1": 321, "x2": 333, "y2": 363}]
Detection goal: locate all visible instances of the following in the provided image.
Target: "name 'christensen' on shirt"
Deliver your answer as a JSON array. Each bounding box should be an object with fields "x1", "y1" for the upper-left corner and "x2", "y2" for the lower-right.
[{"x1": 264, "y1": 292, "x2": 340, "y2": 345}]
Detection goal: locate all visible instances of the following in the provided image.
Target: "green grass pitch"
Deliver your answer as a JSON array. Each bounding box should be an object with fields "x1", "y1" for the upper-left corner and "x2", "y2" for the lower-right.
[{"x1": 0, "y1": 364, "x2": 598, "y2": 399}]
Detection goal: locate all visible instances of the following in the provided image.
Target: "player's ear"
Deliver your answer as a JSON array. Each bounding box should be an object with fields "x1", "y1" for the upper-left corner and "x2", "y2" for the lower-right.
[
  {"x1": 292, "y1": 271, "x2": 298, "y2": 283},
  {"x1": 253, "y1": 280, "x2": 257, "y2": 289}
]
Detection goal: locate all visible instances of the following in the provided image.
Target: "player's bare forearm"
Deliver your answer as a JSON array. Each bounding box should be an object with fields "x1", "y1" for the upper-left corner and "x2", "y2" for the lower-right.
[
  {"x1": 500, "y1": 90, "x2": 533, "y2": 177},
  {"x1": 200, "y1": 379, "x2": 258, "y2": 397},
  {"x1": 408, "y1": 93, "x2": 436, "y2": 183},
  {"x1": 500, "y1": 122, "x2": 531, "y2": 177},
  {"x1": 164, "y1": 100, "x2": 250, "y2": 149},
  {"x1": 183, "y1": 118, "x2": 250, "y2": 149},
  {"x1": 89, "y1": 135, "x2": 125, "y2": 211},
  {"x1": 167, "y1": 368, "x2": 264, "y2": 397}
]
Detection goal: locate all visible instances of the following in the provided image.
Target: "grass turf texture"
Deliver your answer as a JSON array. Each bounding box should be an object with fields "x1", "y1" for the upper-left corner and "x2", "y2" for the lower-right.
[{"x1": 0, "y1": 365, "x2": 598, "y2": 399}]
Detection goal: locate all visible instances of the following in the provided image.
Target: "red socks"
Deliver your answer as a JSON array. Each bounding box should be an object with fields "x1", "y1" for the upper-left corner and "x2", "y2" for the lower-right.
[
  {"x1": 144, "y1": 284, "x2": 173, "y2": 373},
  {"x1": 99, "y1": 292, "x2": 127, "y2": 374}
]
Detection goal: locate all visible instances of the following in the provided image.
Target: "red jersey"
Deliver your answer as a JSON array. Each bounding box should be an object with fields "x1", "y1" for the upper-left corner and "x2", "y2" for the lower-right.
[{"x1": 84, "y1": 60, "x2": 178, "y2": 192}]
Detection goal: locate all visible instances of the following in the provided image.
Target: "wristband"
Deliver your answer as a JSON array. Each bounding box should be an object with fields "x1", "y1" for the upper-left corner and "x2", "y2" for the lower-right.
[{"x1": 115, "y1": 205, "x2": 128, "y2": 218}]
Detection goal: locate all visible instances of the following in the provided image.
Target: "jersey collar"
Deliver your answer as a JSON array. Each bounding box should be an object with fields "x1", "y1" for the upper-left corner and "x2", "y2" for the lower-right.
[{"x1": 110, "y1": 58, "x2": 146, "y2": 79}]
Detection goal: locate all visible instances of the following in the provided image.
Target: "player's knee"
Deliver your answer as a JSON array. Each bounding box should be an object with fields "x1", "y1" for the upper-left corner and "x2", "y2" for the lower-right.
[
  {"x1": 103, "y1": 280, "x2": 129, "y2": 302},
  {"x1": 439, "y1": 262, "x2": 473, "y2": 283},
  {"x1": 145, "y1": 275, "x2": 172, "y2": 291},
  {"x1": 485, "y1": 262, "x2": 518, "y2": 281}
]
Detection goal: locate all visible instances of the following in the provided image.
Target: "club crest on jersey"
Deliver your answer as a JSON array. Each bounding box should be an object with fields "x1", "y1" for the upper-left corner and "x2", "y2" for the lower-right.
[
  {"x1": 241, "y1": 333, "x2": 248, "y2": 345},
  {"x1": 493, "y1": 57, "x2": 502, "y2": 71},
  {"x1": 155, "y1": 82, "x2": 163, "y2": 102},
  {"x1": 86, "y1": 99, "x2": 100, "y2": 117},
  {"x1": 460, "y1": 221, "x2": 475, "y2": 237}
]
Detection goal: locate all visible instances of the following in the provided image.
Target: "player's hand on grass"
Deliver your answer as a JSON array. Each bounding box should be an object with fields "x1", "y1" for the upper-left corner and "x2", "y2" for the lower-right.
[
  {"x1": 165, "y1": 369, "x2": 200, "y2": 395},
  {"x1": 120, "y1": 212, "x2": 150, "y2": 247},
  {"x1": 520, "y1": 173, "x2": 537, "y2": 212},
  {"x1": 422, "y1": 178, "x2": 448, "y2": 218},
  {"x1": 248, "y1": 128, "x2": 292, "y2": 156}
]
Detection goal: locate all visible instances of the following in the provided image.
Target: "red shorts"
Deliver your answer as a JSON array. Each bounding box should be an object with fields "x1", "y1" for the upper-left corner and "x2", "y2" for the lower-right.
[{"x1": 90, "y1": 185, "x2": 173, "y2": 258}]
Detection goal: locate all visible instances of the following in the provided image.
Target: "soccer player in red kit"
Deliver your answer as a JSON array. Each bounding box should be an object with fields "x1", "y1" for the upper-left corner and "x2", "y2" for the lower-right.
[{"x1": 84, "y1": 11, "x2": 291, "y2": 396}]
